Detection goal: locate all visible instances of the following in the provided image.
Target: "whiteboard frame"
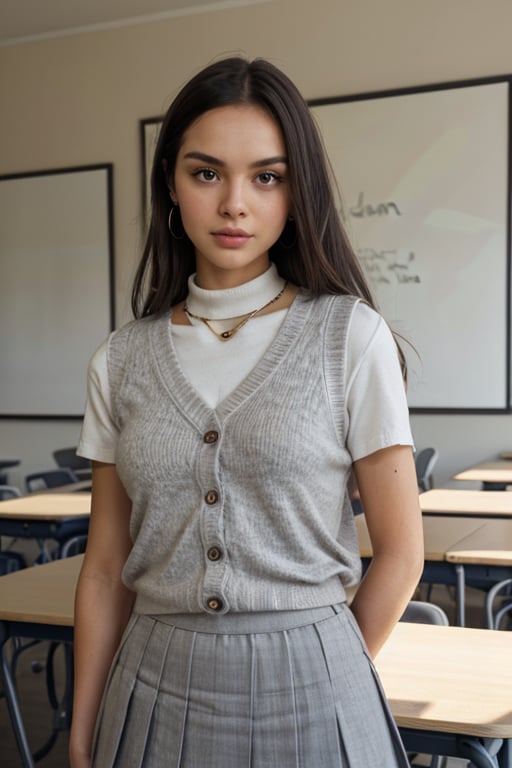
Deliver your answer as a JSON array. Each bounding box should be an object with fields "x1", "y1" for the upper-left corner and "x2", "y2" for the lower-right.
[
  {"x1": 0, "y1": 163, "x2": 115, "y2": 419},
  {"x1": 140, "y1": 116, "x2": 163, "y2": 230},
  {"x1": 310, "y1": 75, "x2": 512, "y2": 414}
]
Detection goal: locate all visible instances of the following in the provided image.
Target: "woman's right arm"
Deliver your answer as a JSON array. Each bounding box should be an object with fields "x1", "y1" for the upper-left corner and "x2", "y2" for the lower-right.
[{"x1": 69, "y1": 461, "x2": 135, "y2": 768}]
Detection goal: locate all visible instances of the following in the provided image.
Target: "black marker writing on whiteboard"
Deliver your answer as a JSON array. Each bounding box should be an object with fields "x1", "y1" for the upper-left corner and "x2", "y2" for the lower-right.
[
  {"x1": 358, "y1": 248, "x2": 421, "y2": 286},
  {"x1": 350, "y1": 192, "x2": 402, "y2": 218}
]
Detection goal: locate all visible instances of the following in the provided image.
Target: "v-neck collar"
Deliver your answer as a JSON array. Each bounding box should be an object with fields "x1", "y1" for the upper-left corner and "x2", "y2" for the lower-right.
[{"x1": 149, "y1": 289, "x2": 313, "y2": 429}]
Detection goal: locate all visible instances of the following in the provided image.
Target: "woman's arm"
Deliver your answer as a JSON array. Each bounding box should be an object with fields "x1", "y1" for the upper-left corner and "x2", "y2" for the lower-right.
[
  {"x1": 69, "y1": 461, "x2": 135, "y2": 768},
  {"x1": 350, "y1": 444, "x2": 424, "y2": 658}
]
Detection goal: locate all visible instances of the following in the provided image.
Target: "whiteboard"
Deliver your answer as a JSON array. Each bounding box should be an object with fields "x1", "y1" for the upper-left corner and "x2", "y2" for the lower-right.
[
  {"x1": 310, "y1": 80, "x2": 510, "y2": 412},
  {"x1": 0, "y1": 165, "x2": 114, "y2": 418}
]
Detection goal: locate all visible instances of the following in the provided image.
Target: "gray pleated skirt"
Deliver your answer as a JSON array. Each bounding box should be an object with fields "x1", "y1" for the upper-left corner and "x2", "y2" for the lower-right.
[{"x1": 92, "y1": 603, "x2": 409, "y2": 767}]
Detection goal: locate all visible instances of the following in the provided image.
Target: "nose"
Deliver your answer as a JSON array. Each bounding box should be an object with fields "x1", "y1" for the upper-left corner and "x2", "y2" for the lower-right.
[{"x1": 219, "y1": 179, "x2": 247, "y2": 218}]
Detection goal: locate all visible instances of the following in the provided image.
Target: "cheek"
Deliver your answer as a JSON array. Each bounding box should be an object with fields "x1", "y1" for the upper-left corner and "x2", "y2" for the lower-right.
[
  {"x1": 178, "y1": 191, "x2": 209, "y2": 227},
  {"x1": 264, "y1": 198, "x2": 289, "y2": 232}
]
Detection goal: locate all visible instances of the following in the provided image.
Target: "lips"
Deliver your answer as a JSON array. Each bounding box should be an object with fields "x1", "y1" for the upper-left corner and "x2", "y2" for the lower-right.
[{"x1": 211, "y1": 228, "x2": 253, "y2": 248}]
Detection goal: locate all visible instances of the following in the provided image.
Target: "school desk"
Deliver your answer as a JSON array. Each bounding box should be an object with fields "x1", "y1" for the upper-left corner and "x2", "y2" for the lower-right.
[
  {"x1": 453, "y1": 460, "x2": 512, "y2": 490},
  {"x1": 445, "y1": 518, "x2": 512, "y2": 625},
  {"x1": 0, "y1": 493, "x2": 91, "y2": 561},
  {"x1": 0, "y1": 555, "x2": 80, "y2": 766},
  {"x1": 355, "y1": 513, "x2": 486, "y2": 626},
  {"x1": 376, "y1": 622, "x2": 512, "y2": 768},
  {"x1": 1, "y1": 556, "x2": 511, "y2": 768},
  {"x1": 420, "y1": 488, "x2": 512, "y2": 519}
]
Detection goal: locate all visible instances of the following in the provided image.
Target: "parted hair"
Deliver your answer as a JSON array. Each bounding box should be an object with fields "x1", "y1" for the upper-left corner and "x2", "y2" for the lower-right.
[{"x1": 131, "y1": 57, "x2": 406, "y2": 377}]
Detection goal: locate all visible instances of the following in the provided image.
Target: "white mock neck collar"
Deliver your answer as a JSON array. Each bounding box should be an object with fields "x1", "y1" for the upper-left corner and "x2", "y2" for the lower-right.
[{"x1": 186, "y1": 264, "x2": 285, "y2": 319}]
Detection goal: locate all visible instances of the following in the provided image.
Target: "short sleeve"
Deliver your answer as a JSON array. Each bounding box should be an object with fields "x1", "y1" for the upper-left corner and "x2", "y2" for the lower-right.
[
  {"x1": 345, "y1": 303, "x2": 414, "y2": 462},
  {"x1": 77, "y1": 336, "x2": 119, "y2": 463}
]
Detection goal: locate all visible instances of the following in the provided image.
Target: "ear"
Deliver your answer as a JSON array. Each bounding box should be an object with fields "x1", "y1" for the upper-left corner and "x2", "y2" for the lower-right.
[{"x1": 162, "y1": 159, "x2": 178, "y2": 204}]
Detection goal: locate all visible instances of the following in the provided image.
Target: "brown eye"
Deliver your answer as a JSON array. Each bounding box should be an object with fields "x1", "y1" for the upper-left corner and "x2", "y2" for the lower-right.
[
  {"x1": 194, "y1": 168, "x2": 218, "y2": 182},
  {"x1": 256, "y1": 171, "x2": 283, "y2": 186}
]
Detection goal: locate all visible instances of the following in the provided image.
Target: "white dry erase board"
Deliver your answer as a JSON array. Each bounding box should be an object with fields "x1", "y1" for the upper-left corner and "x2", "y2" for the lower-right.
[
  {"x1": 310, "y1": 78, "x2": 511, "y2": 413},
  {"x1": 0, "y1": 164, "x2": 114, "y2": 418}
]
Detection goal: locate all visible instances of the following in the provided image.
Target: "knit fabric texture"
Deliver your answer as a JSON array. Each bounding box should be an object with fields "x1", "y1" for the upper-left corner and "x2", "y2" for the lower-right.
[{"x1": 108, "y1": 290, "x2": 361, "y2": 615}]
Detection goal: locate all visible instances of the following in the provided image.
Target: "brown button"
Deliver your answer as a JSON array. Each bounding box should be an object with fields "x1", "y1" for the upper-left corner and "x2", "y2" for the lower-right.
[
  {"x1": 207, "y1": 546, "x2": 222, "y2": 561},
  {"x1": 205, "y1": 490, "x2": 218, "y2": 505},
  {"x1": 204, "y1": 430, "x2": 219, "y2": 444},
  {"x1": 207, "y1": 597, "x2": 223, "y2": 612}
]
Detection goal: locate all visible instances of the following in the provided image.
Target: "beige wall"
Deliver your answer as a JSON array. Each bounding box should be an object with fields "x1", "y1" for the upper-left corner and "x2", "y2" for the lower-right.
[{"x1": 1, "y1": 0, "x2": 512, "y2": 485}]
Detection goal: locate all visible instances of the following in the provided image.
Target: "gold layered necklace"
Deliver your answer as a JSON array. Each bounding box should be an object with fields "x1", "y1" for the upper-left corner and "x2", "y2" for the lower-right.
[{"x1": 184, "y1": 281, "x2": 287, "y2": 341}]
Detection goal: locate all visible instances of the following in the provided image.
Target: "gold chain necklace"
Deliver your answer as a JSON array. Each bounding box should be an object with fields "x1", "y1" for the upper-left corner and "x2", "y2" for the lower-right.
[{"x1": 184, "y1": 281, "x2": 288, "y2": 341}]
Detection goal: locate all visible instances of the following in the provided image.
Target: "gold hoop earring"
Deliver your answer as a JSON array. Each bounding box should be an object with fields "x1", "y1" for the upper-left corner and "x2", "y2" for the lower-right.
[
  {"x1": 278, "y1": 216, "x2": 296, "y2": 249},
  {"x1": 168, "y1": 206, "x2": 186, "y2": 240}
]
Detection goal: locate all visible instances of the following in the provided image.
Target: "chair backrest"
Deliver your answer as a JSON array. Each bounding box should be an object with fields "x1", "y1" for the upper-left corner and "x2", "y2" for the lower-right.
[
  {"x1": 25, "y1": 468, "x2": 79, "y2": 493},
  {"x1": 400, "y1": 600, "x2": 449, "y2": 626},
  {"x1": 0, "y1": 484, "x2": 22, "y2": 501},
  {"x1": 0, "y1": 551, "x2": 26, "y2": 575},
  {"x1": 415, "y1": 447, "x2": 438, "y2": 492},
  {"x1": 53, "y1": 447, "x2": 91, "y2": 471},
  {"x1": 485, "y1": 577, "x2": 512, "y2": 629},
  {"x1": 59, "y1": 534, "x2": 88, "y2": 559}
]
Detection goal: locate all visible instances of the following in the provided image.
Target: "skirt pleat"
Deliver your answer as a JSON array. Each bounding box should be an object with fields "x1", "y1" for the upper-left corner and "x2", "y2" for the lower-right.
[{"x1": 92, "y1": 604, "x2": 409, "y2": 768}]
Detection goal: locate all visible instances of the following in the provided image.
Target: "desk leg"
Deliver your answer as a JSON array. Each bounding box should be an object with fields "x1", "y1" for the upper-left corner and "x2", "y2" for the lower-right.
[
  {"x1": 0, "y1": 625, "x2": 35, "y2": 768},
  {"x1": 498, "y1": 737, "x2": 511, "y2": 768},
  {"x1": 455, "y1": 563, "x2": 465, "y2": 627}
]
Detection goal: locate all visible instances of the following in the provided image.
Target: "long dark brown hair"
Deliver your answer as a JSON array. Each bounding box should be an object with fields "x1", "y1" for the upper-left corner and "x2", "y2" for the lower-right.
[{"x1": 132, "y1": 56, "x2": 407, "y2": 374}]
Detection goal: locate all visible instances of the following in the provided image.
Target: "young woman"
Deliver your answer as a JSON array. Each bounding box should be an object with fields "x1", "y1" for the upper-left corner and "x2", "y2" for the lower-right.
[{"x1": 70, "y1": 56, "x2": 423, "y2": 768}]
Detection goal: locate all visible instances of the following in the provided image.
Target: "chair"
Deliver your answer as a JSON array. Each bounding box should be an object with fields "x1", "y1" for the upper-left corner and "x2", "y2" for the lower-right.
[
  {"x1": 25, "y1": 468, "x2": 79, "y2": 493},
  {"x1": 400, "y1": 600, "x2": 449, "y2": 626},
  {"x1": 0, "y1": 484, "x2": 22, "y2": 501},
  {"x1": 53, "y1": 447, "x2": 91, "y2": 479},
  {"x1": 0, "y1": 551, "x2": 26, "y2": 575},
  {"x1": 0, "y1": 485, "x2": 26, "y2": 574},
  {"x1": 400, "y1": 601, "x2": 448, "y2": 768},
  {"x1": 415, "y1": 447, "x2": 438, "y2": 492},
  {"x1": 485, "y1": 578, "x2": 512, "y2": 629},
  {"x1": 59, "y1": 533, "x2": 88, "y2": 559}
]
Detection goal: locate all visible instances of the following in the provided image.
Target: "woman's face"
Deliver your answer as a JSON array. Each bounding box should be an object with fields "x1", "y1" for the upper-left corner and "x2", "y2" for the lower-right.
[{"x1": 171, "y1": 104, "x2": 290, "y2": 290}]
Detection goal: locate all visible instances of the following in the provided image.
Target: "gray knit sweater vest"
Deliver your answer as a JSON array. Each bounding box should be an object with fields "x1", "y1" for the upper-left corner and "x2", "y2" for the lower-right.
[{"x1": 108, "y1": 290, "x2": 361, "y2": 615}]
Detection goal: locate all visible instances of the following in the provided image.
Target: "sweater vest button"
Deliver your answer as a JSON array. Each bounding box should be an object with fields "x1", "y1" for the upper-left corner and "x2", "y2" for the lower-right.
[
  {"x1": 205, "y1": 490, "x2": 218, "y2": 505},
  {"x1": 207, "y1": 546, "x2": 222, "y2": 561},
  {"x1": 204, "y1": 430, "x2": 219, "y2": 444},
  {"x1": 207, "y1": 597, "x2": 223, "y2": 612}
]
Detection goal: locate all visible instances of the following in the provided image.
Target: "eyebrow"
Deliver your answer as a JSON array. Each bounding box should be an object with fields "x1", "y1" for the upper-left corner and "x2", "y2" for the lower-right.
[{"x1": 183, "y1": 151, "x2": 288, "y2": 168}]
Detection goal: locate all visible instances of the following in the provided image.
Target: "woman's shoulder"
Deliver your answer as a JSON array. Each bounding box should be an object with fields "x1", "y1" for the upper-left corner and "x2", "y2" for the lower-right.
[{"x1": 108, "y1": 312, "x2": 168, "y2": 347}]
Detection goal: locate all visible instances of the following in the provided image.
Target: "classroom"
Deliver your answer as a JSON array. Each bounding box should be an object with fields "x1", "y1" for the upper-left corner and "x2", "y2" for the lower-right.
[
  {"x1": 1, "y1": 1, "x2": 512, "y2": 767},
  {"x1": 2, "y1": 0, "x2": 512, "y2": 486}
]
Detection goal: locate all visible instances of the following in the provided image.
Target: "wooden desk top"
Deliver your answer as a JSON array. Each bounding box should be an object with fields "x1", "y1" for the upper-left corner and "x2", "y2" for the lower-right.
[
  {"x1": 0, "y1": 555, "x2": 82, "y2": 625},
  {"x1": 0, "y1": 493, "x2": 91, "y2": 520},
  {"x1": 356, "y1": 514, "x2": 484, "y2": 562},
  {"x1": 445, "y1": 518, "x2": 512, "y2": 564},
  {"x1": 420, "y1": 488, "x2": 512, "y2": 517},
  {"x1": 453, "y1": 460, "x2": 512, "y2": 483},
  {"x1": 377, "y1": 622, "x2": 512, "y2": 738},
  {"x1": 446, "y1": 549, "x2": 512, "y2": 565}
]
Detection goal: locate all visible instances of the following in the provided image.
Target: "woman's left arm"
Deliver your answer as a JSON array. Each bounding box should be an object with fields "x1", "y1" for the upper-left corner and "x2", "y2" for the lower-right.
[{"x1": 350, "y1": 444, "x2": 424, "y2": 658}]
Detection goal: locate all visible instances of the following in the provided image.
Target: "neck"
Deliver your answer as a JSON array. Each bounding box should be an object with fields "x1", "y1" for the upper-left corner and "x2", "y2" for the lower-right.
[{"x1": 186, "y1": 263, "x2": 285, "y2": 320}]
